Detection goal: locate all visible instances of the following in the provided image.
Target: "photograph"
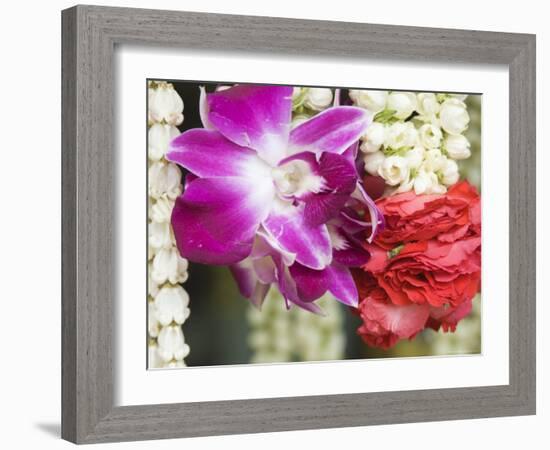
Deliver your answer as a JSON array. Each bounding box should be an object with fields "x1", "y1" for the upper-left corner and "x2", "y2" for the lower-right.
[{"x1": 146, "y1": 81, "x2": 482, "y2": 368}]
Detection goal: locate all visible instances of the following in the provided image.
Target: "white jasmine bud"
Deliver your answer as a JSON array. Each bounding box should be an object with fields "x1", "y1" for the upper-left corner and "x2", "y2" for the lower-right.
[
  {"x1": 349, "y1": 90, "x2": 388, "y2": 113},
  {"x1": 385, "y1": 122, "x2": 418, "y2": 150},
  {"x1": 163, "y1": 359, "x2": 186, "y2": 368},
  {"x1": 292, "y1": 87, "x2": 303, "y2": 99},
  {"x1": 439, "y1": 98, "x2": 470, "y2": 135},
  {"x1": 378, "y1": 155, "x2": 410, "y2": 186},
  {"x1": 423, "y1": 148, "x2": 446, "y2": 173},
  {"x1": 148, "y1": 342, "x2": 163, "y2": 368},
  {"x1": 157, "y1": 325, "x2": 190, "y2": 363},
  {"x1": 149, "y1": 221, "x2": 174, "y2": 251},
  {"x1": 150, "y1": 196, "x2": 175, "y2": 224},
  {"x1": 394, "y1": 174, "x2": 414, "y2": 194},
  {"x1": 444, "y1": 134, "x2": 471, "y2": 160},
  {"x1": 148, "y1": 161, "x2": 182, "y2": 200},
  {"x1": 363, "y1": 151, "x2": 386, "y2": 175},
  {"x1": 148, "y1": 302, "x2": 161, "y2": 338},
  {"x1": 360, "y1": 122, "x2": 387, "y2": 153},
  {"x1": 148, "y1": 83, "x2": 184, "y2": 126},
  {"x1": 151, "y1": 248, "x2": 189, "y2": 285},
  {"x1": 387, "y1": 92, "x2": 417, "y2": 119},
  {"x1": 416, "y1": 93, "x2": 440, "y2": 121},
  {"x1": 304, "y1": 88, "x2": 333, "y2": 111},
  {"x1": 404, "y1": 146, "x2": 425, "y2": 170},
  {"x1": 413, "y1": 169, "x2": 442, "y2": 195},
  {"x1": 148, "y1": 264, "x2": 160, "y2": 298},
  {"x1": 418, "y1": 123, "x2": 443, "y2": 149},
  {"x1": 440, "y1": 158, "x2": 460, "y2": 186},
  {"x1": 291, "y1": 114, "x2": 311, "y2": 129},
  {"x1": 148, "y1": 123, "x2": 180, "y2": 162},
  {"x1": 153, "y1": 285, "x2": 190, "y2": 326}
]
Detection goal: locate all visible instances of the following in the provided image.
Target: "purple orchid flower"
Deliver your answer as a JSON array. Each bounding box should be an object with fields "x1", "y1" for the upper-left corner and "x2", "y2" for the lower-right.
[
  {"x1": 230, "y1": 185, "x2": 380, "y2": 312},
  {"x1": 167, "y1": 84, "x2": 375, "y2": 311}
]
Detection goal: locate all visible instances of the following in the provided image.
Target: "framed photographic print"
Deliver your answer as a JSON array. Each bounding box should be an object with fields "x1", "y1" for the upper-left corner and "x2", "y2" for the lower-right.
[{"x1": 62, "y1": 5, "x2": 536, "y2": 444}]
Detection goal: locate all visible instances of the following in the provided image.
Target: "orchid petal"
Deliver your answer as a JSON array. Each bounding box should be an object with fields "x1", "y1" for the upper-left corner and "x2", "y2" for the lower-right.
[
  {"x1": 333, "y1": 246, "x2": 371, "y2": 267},
  {"x1": 303, "y1": 152, "x2": 358, "y2": 226},
  {"x1": 229, "y1": 261, "x2": 270, "y2": 308},
  {"x1": 352, "y1": 182, "x2": 385, "y2": 242},
  {"x1": 288, "y1": 106, "x2": 370, "y2": 155},
  {"x1": 167, "y1": 129, "x2": 270, "y2": 179},
  {"x1": 278, "y1": 151, "x2": 357, "y2": 226},
  {"x1": 325, "y1": 263, "x2": 359, "y2": 307},
  {"x1": 199, "y1": 86, "x2": 215, "y2": 130},
  {"x1": 289, "y1": 297, "x2": 325, "y2": 315},
  {"x1": 319, "y1": 152, "x2": 358, "y2": 192},
  {"x1": 249, "y1": 283, "x2": 271, "y2": 309},
  {"x1": 252, "y1": 256, "x2": 277, "y2": 284},
  {"x1": 207, "y1": 85, "x2": 293, "y2": 165},
  {"x1": 252, "y1": 229, "x2": 296, "y2": 266},
  {"x1": 272, "y1": 255, "x2": 324, "y2": 315},
  {"x1": 263, "y1": 201, "x2": 332, "y2": 270},
  {"x1": 288, "y1": 263, "x2": 329, "y2": 302},
  {"x1": 229, "y1": 259, "x2": 257, "y2": 298},
  {"x1": 290, "y1": 263, "x2": 358, "y2": 307},
  {"x1": 171, "y1": 177, "x2": 274, "y2": 265},
  {"x1": 342, "y1": 141, "x2": 360, "y2": 169}
]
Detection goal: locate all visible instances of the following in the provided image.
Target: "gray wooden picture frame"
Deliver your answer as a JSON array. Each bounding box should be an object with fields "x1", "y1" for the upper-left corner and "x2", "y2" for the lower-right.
[{"x1": 61, "y1": 4, "x2": 536, "y2": 444}]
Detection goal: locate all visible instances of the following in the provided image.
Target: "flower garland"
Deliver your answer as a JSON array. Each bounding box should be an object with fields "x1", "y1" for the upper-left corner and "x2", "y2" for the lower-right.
[
  {"x1": 354, "y1": 91, "x2": 471, "y2": 195},
  {"x1": 147, "y1": 81, "x2": 191, "y2": 368},
  {"x1": 247, "y1": 287, "x2": 345, "y2": 363}
]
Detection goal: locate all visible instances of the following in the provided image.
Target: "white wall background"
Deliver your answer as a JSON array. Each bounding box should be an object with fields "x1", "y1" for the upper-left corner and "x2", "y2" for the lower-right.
[{"x1": 0, "y1": 0, "x2": 546, "y2": 448}]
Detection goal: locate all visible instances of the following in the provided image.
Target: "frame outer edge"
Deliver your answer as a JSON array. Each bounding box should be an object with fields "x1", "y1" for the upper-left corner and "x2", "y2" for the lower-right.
[
  {"x1": 61, "y1": 5, "x2": 78, "y2": 443},
  {"x1": 62, "y1": 5, "x2": 116, "y2": 443},
  {"x1": 508, "y1": 34, "x2": 536, "y2": 413}
]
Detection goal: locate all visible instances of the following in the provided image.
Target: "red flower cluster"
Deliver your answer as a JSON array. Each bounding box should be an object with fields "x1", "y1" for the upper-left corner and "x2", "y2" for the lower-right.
[{"x1": 354, "y1": 181, "x2": 481, "y2": 349}]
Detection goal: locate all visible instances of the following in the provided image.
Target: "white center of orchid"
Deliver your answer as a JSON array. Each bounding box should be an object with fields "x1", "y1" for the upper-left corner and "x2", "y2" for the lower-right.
[
  {"x1": 327, "y1": 224, "x2": 349, "y2": 250},
  {"x1": 271, "y1": 159, "x2": 324, "y2": 199}
]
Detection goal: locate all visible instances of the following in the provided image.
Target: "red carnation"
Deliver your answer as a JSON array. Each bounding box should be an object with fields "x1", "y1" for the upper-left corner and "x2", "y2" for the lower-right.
[
  {"x1": 374, "y1": 180, "x2": 481, "y2": 249},
  {"x1": 355, "y1": 181, "x2": 481, "y2": 349},
  {"x1": 354, "y1": 272, "x2": 430, "y2": 350}
]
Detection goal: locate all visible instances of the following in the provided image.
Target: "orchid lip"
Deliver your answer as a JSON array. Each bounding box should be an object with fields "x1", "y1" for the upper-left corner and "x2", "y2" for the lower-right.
[{"x1": 271, "y1": 159, "x2": 325, "y2": 199}]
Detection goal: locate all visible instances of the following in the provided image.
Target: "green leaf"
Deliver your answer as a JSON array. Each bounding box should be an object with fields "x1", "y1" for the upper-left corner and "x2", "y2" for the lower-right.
[{"x1": 388, "y1": 244, "x2": 405, "y2": 259}]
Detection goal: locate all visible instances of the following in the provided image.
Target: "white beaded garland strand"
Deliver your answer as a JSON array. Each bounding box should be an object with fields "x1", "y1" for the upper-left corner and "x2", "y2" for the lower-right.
[{"x1": 147, "y1": 81, "x2": 191, "y2": 369}]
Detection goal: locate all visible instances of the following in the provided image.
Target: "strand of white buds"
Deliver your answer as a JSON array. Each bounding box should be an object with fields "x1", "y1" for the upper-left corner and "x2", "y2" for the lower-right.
[
  {"x1": 247, "y1": 288, "x2": 293, "y2": 363},
  {"x1": 353, "y1": 90, "x2": 472, "y2": 195},
  {"x1": 457, "y1": 95, "x2": 481, "y2": 190},
  {"x1": 247, "y1": 287, "x2": 345, "y2": 363},
  {"x1": 147, "y1": 81, "x2": 190, "y2": 368}
]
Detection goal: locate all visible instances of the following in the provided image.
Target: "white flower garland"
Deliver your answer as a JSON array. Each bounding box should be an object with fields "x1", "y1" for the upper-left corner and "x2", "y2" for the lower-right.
[
  {"x1": 147, "y1": 81, "x2": 191, "y2": 368},
  {"x1": 247, "y1": 288, "x2": 346, "y2": 363},
  {"x1": 352, "y1": 90, "x2": 473, "y2": 195}
]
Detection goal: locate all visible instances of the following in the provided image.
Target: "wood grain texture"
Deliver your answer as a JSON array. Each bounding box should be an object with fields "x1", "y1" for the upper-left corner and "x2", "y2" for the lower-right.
[
  {"x1": 61, "y1": 7, "x2": 77, "y2": 443},
  {"x1": 61, "y1": 4, "x2": 536, "y2": 444}
]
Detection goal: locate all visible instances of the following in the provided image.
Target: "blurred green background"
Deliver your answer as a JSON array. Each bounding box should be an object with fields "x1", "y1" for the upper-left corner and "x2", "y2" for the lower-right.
[{"x1": 166, "y1": 81, "x2": 482, "y2": 366}]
